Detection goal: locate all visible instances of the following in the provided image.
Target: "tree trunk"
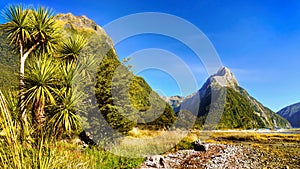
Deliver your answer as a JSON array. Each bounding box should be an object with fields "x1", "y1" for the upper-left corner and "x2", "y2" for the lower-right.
[
  {"x1": 20, "y1": 42, "x2": 39, "y2": 120},
  {"x1": 20, "y1": 50, "x2": 26, "y2": 120},
  {"x1": 34, "y1": 99, "x2": 45, "y2": 128}
]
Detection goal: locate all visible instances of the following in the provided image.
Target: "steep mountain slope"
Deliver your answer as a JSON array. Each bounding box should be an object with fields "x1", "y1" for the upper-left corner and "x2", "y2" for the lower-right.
[
  {"x1": 277, "y1": 102, "x2": 300, "y2": 128},
  {"x1": 177, "y1": 67, "x2": 290, "y2": 129},
  {"x1": 0, "y1": 34, "x2": 18, "y2": 89},
  {"x1": 55, "y1": 13, "x2": 176, "y2": 133}
]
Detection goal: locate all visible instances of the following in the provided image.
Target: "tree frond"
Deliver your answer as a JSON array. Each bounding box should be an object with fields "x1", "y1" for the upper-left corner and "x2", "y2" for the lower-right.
[
  {"x1": 24, "y1": 54, "x2": 60, "y2": 108},
  {"x1": 0, "y1": 4, "x2": 32, "y2": 48},
  {"x1": 48, "y1": 89, "x2": 82, "y2": 135},
  {"x1": 31, "y1": 6, "x2": 62, "y2": 54},
  {"x1": 58, "y1": 34, "x2": 87, "y2": 63}
]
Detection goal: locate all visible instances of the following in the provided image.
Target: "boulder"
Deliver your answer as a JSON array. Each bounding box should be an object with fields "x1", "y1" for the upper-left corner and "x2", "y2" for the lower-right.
[{"x1": 192, "y1": 140, "x2": 208, "y2": 151}]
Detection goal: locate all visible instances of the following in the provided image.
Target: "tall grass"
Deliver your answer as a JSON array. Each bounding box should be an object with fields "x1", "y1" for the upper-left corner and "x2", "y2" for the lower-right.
[
  {"x1": 0, "y1": 89, "x2": 23, "y2": 168},
  {"x1": 0, "y1": 90, "x2": 144, "y2": 168}
]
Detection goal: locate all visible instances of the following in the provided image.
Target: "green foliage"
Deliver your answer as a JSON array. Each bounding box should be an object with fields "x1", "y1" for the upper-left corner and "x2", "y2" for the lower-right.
[
  {"x1": 84, "y1": 147, "x2": 144, "y2": 169},
  {"x1": 24, "y1": 55, "x2": 60, "y2": 127},
  {"x1": 218, "y1": 87, "x2": 265, "y2": 129},
  {"x1": 0, "y1": 63, "x2": 18, "y2": 89},
  {"x1": 0, "y1": 96, "x2": 143, "y2": 168},
  {"x1": 1, "y1": 5, "x2": 32, "y2": 50},
  {"x1": 1, "y1": 5, "x2": 61, "y2": 54},
  {"x1": 194, "y1": 86, "x2": 266, "y2": 129},
  {"x1": 173, "y1": 138, "x2": 194, "y2": 151},
  {"x1": 184, "y1": 83, "x2": 290, "y2": 129},
  {"x1": 94, "y1": 50, "x2": 176, "y2": 134},
  {"x1": 129, "y1": 76, "x2": 152, "y2": 110},
  {"x1": 1, "y1": 89, "x2": 19, "y2": 119},
  {"x1": 1, "y1": 4, "x2": 62, "y2": 128},
  {"x1": 95, "y1": 51, "x2": 135, "y2": 134},
  {"x1": 238, "y1": 87, "x2": 290, "y2": 128},
  {"x1": 31, "y1": 7, "x2": 61, "y2": 54},
  {"x1": 128, "y1": 76, "x2": 176, "y2": 129},
  {"x1": 48, "y1": 89, "x2": 82, "y2": 137},
  {"x1": 58, "y1": 34, "x2": 87, "y2": 63},
  {"x1": 143, "y1": 103, "x2": 176, "y2": 130}
]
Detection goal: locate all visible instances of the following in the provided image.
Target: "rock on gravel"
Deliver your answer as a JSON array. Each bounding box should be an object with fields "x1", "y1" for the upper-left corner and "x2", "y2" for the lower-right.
[{"x1": 140, "y1": 143, "x2": 299, "y2": 169}]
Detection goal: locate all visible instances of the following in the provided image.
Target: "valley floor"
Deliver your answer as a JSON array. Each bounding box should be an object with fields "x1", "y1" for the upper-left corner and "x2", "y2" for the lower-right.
[{"x1": 139, "y1": 129, "x2": 300, "y2": 169}]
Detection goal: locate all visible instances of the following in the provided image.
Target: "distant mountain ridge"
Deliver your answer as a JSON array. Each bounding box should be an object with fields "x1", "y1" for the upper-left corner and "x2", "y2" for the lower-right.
[
  {"x1": 277, "y1": 102, "x2": 300, "y2": 128},
  {"x1": 161, "y1": 95, "x2": 184, "y2": 113},
  {"x1": 164, "y1": 67, "x2": 291, "y2": 129}
]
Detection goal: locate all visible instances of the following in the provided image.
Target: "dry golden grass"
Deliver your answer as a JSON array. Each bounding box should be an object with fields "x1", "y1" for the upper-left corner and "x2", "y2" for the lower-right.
[
  {"x1": 209, "y1": 131, "x2": 300, "y2": 143},
  {"x1": 114, "y1": 129, "x2": 190, "y2": 157},
  {"x1": 127, "y1": 128, "x2": 300, "y2": 143},
  {"x1": 125, "y1": 128, "x2": 300, "y2": 156}
]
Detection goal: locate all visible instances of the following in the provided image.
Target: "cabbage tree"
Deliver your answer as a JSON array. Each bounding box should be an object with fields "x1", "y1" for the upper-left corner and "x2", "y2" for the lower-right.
[{"x1": 1, "y1": 5, "x2": 60, "y2": 119}]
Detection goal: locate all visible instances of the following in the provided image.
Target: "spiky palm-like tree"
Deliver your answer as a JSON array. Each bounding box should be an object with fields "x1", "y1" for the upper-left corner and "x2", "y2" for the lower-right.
[
  {"x1": 1, "y1": 5, "x2": 61, "y2": 119},
  {"x1": 42, "y1": 33, "x2": 87, "y2": 138},
  {"x1": 48, "y1": 88, "x2": 82, "y2": 138},
  {"x1": 31, "y1": 7, "x2": 60, "y2": 53},
  {"x1": 24, "y1": 55, "x2": 60, "y2": 128},
  {"x1": 58, "y1": 34, "x2": 87, "y2": 64}
]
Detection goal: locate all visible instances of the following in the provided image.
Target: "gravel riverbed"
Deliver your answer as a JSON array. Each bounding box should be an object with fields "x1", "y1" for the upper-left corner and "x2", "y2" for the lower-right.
[{"x1": 140, "y1": 143, "x2": 299, "y2": 169}]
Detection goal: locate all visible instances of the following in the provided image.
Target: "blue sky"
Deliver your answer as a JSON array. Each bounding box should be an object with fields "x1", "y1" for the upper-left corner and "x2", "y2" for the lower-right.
[{"x1": 1, "y1": 0, "x2": 300, "y2": 112}]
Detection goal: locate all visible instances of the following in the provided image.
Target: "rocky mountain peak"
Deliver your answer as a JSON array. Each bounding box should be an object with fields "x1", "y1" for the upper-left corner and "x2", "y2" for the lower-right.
[
  {"x1": 209, "y1": 66, "x2": 238, "y2": 88},
  {"x1": 54, "y1": 13, "x2": 106, "y2": 35},
  {"x1": 216, "y1": 67, "x2": 232, "y2": 76},
  {"x1": 54, "y1": 13, "x2": 114, "y2": 52}
]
